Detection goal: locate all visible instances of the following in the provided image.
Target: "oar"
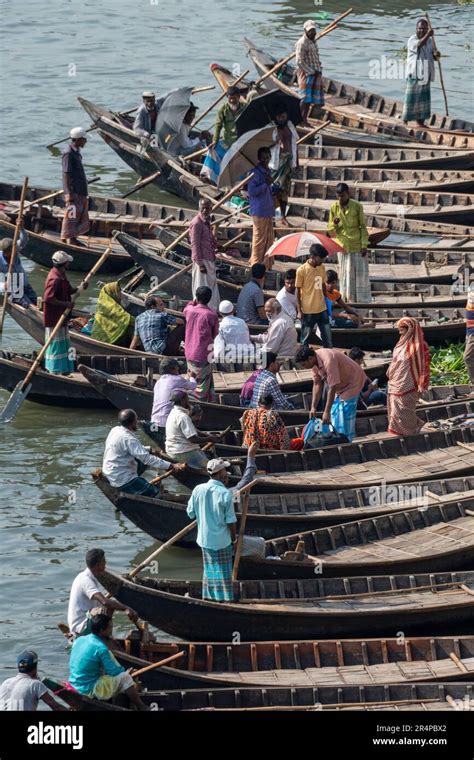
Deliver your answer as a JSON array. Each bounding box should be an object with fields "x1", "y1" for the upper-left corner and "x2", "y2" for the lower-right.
[
  {"x1": 254, "y1": 9, "x2": 353, "y2": 87},
  {"x1": 297, "y1": 120, "x2": 331, "y2": 145},
  {"x1": 9, "y1": 177, "x2": 101, "y2": 216},
  {"x1": 183, "y1": 145, "x2": 210, "y2": 162},
  {"x1": 130, "y1": 650, "x2": 186, "y2": 678},
  {"x1": 0, "y1": 177, "x2": 29, "y2": 336},
  {"x1": 0, "y1": 243, "x2": 113, "y2": 423},
  {"x1": 144, "y1": 174, "x2": 250, "y2": 298},
  {"x1": 426, "y1": 13, "x2": 449, "y2": 117},
  {"x1": 232, "y1": 479, "x2": 258, "y2": 581},
  {"x1": 128, "y1": 520, "x2": 198, "y2": 579},
  {"x1": 191, "y1": 69, "x2": 251, "y2": 129},
  {"x1": 46, "y1": 107, "x2": 138, "y2": 149},
  {"x1": 121, "y1": 169, "x2": 162, "y2": 199}
]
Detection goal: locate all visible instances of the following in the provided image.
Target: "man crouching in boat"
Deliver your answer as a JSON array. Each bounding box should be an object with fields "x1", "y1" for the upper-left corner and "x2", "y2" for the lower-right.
[
  {"x1": 68, "y1": 613, "x2": 148, "y2": 710},
  {"x1": 402, "y1": 18, "x2": 440, "y2": 127},
  {"x1": 187, "y1": 440, "x2": 258, "y2": 602},
  {"x1": 102, "y1": 409, "x2": 185, "y2": 497}
]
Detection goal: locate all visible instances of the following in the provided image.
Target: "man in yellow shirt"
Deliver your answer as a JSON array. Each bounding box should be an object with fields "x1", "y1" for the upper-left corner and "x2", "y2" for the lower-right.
[
  {"x1": 327, "y1": 183, "x2": 370, "y2": 303},
  {"x1": 295, "y1": 244, "x2": 332, "y2": 347}
]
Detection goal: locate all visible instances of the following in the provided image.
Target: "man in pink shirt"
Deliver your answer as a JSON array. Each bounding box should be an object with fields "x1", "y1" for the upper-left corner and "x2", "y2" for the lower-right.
[
  {"x1": 296, "y1": 345, "x2": 365, "y2": 442},
  {"x1": 189, "y1": 198, "x2": 220, "y2": 311},
  {"x1": 183, "y1": 286, "x2": 219, "y2": 401}
]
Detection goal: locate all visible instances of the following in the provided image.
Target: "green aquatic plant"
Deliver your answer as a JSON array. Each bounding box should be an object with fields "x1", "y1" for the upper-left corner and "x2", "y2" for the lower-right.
[
  {"x1": 458, "y1": 0, "x2": 474, "y2": 6},
  {"x1": 394, "y1": 46, "x2": 408, "y2": 61},
  {"x1": 429, "y1": 343, "x2": 469, "y2": 385}
]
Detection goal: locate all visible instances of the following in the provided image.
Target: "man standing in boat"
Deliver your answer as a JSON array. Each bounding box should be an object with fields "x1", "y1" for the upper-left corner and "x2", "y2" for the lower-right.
[
  {"x1": 327, "y1": 183, "x2": 370, "y2": 304},
  {"x1": 295, "y1": 20, "x2": 325, "y2": 126},
  {"x1": 269, "y1": 103, "x2": 299, "y2": 226},
  {"x1": 402, "y1": 18, "x2": 440, "y2": 127},
  {"x1": 186, "y1": 440, "x2": 258, "y2": 602},
  {"x1": 248, "y1": 147, "x2": 275, "y2": 267},
  {"x1": 60, "y1": 127, "x2": 90, "y2": 247},
  {"x1": 189, "y1": 198, "x2": 221, "y2": 311},
  {"x1": 42, "y1": 250, "x2": 83, "y2": 375},
  {"x1": 201, "y1": 85, "x2": 247, "y2": 184}
]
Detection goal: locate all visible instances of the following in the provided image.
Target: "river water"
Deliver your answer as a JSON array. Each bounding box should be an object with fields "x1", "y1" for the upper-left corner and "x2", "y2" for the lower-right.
[{"x1": 0, "y1": 0, "x2": 473, "y2": 685}]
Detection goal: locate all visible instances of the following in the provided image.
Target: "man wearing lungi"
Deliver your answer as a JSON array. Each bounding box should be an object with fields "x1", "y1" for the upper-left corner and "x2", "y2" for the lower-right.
[
  {"x1": 248, "y1": 147, "x2": 275, "y2": 268},
  {"x1": 43, "y1": 250, "x2": 84, "y2": 375},
  {"x1": 201, "y1": 85, "x2": 247, "y2": 185},
  {"x1": 296, "y1": 346, "x2": 366, "y2": 443},
  {"x1": 61, "y1": 127, "x2": 90, "y2": 246},
  {"x1": 295, "y1": 19, "x2": 325, "y2": 125},
  {"x1": 189, "y1": 198, "x2": 221, "y2": 311},
  {"x1": 327, "y1": 183, "x2": 370, "y2": 304},
  {"x1": 186, "y1": 441, "x2": 258, "y2": 602},
  {"x1": 402, "y1": 18, "x2": 440, "y2": 127}
]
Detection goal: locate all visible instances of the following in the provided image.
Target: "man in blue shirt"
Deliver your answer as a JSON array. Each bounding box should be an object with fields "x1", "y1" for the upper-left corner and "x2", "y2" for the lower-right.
[
  {"x1": 248, "y1": 146, "x2": 275, "y2": 267},
  {"x1": 0, "y1": 231, "x2": 37, "y2": 307},
  {"x1": 68, "y1": 613, "x2": 148, "y2": 710},
  {"x1": 130, "y1": 295, "x2": 181, "y2": 355},
  {"x1": 187, "y1": 440, "x2": 258, "y2": 601}
]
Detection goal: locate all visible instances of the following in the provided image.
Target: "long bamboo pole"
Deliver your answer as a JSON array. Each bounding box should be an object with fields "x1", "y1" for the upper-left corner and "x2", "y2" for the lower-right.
[
  {"x1": 0, "y1": 177, "x2": 29, "y2": 335},
  {"x1": 425, "y1": 14, "x2": 449, "y2": 117},
  {"x1": 191, "y1": 69, "x2": 251, "y2": 129}
]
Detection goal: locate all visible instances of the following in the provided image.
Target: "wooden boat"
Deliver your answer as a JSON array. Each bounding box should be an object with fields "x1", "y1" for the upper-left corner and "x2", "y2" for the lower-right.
[
  {"x1": 292, "y1": 164, "x2": 474, "y2": 195},
  {"x1": 115, "y1": 633, "x2": 474, "y2": 691},
  {"x1": 297, "y1": 144, "x2": 474, "y2": 172},
  {"x1": 168, "y1": 428, "x2": 474, "y2": 494},
  {"x1": 242, "y1": 40, "x2": 474, "y2": 138},
  {"x1": 290, "y1": 181, "x2": 474, "y2": 226},
  {"x1": 93, "y1": 469, "x2": 474, "y2": 544},
  {"x1": 0, "y1": 181, "x2": 199, "y2": 272},
  {"x1": 117, "y1": 231, "x2": 473, "y2": 299},
  {"x1": 0, "y1": 349, "x2": 360, "y2": 408},
  {"x1": 238, "y1": 499, "x2": 474, "y2": 579},
  {"x1": 95, "y1": 568, "x2": 474, "y2": 640},
  {"x1": 43, "y1": 676, "x2": 474, "y2": 711},
  {"x1": 78, "y1": 366, "x2": 473, "y2": 431}
]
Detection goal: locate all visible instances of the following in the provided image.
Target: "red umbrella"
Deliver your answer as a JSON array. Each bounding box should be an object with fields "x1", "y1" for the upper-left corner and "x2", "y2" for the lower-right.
[{"x1": 264, "y1": 231, "x2": 344, "y2": 260}]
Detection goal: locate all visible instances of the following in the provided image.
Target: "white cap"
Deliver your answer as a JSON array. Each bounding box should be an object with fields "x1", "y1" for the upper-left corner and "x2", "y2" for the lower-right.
[
  {"x1": 70, "y1": 127, "x2": 87, "y2": 140},
  {"x1": 142, "y1": 91, "x2": 155, "y2": 98},
  {"x1": 52, "y1": 250, "x2": 74, "y2": 265},
  {"x1": 207, "y1": 458, "x2": 231, "y2": 476},
  {"x1": 304, "y1": 20, "x2": 317, "y2": 31},
  {"x1": 219, "y1": 300, "x2": 234, "y2": 315}
]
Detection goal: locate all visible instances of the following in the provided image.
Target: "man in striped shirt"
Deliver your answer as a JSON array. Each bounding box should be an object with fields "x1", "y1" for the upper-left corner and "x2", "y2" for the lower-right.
[
  {"x1": 295, "y1": 20, "x2": 325, "y2": 124},
  {"x1": 464, "y1": 285, "x2": 474, "y2": 385}
]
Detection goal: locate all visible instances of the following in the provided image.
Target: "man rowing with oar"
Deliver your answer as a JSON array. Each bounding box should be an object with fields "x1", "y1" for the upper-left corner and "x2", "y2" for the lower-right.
[
  {"x1": 402, "y1": 18, "x2": 440, "y2": 127},
  {"x1": 187, "y1": 440, "x2": 258, "y2": 602},
  {"x1": 295, "y1": 19, "x2": 325, "y2": 125}
]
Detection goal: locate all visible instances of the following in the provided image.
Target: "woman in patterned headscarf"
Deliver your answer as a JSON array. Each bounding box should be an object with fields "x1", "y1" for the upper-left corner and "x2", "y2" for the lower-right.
[
  {"x1": 91, "y1": 282, "x2": 134, "y2": 346},
  {"x1": 387, "y1": 317, "x2": 431, "y2": 436}
]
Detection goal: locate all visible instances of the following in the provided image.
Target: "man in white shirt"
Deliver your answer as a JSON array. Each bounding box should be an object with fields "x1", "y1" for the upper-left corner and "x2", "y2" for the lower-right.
[
  {"x1": 165, "y1": 390, "x2": 219, "y2": 469},
  {"x1": 0, "y1": 650, "x2": 67, "y2": 711},
  {"x1": 102, "y1": 409, "x2": 183, "y2": 497},
  {"x1": 214, "y1": 300, "x2": 255, "y2": 364},
  {"x1": 67, "y1": 548, "x2": 137, "y2": 637},
  {"x1": 276, "y1": 269, "x2": 298, "y2": 320},
  {"x1": 251, "y1": 298, "x2": 298, "y2": 360}
]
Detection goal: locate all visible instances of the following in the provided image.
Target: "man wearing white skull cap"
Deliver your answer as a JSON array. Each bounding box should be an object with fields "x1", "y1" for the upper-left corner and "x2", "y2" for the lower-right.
[
  {"x1": 295, "y1": 20, "x2": 325, "y2": 124},
  {"x1": 60, "y1": 127, "x2": 90, "y2": 246}
]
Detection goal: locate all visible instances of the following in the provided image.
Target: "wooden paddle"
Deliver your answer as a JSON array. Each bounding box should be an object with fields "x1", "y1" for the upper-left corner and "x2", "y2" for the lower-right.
[
  {"x1": 0, "y1": 242, "x2": 113, "y2": 423},
  {"x1": 297, "y1": 120, "x2": 331, "y2": 145},
  {"x1": 121, "y1": 169, "x2": 162, "y2": 199},
  {"x1": 425, "y1": 13, "x2": 449, "y2": 117},
  {"x1": 254, "y1": 9, "x2": 353, "y2": 87},
  {"x1": 128, "y1": 520, "x2": 198, "y2": 579},
  {"x1": 130, "y1": 650, "x2": 186, "y2": 678},
  {"x1": 191, "y1": 69, "x2": 251, "y2": 129},
  {"x1": 232, "y1": 479, "x2": 258, "y2": 581},
  {"x1": 0, "y1": 177, "x2": 29, "y2": 336},
  {"x1": 46, "y1": 108, "x2": 138, "y2": 149}
]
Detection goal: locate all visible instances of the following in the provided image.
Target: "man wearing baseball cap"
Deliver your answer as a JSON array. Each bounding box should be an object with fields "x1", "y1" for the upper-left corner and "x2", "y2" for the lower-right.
[
  {"x1": 186, "y1": 440, "x2": 258, "y2": 602},
  {"x1": 42, "y1": 250, "x2": 85, "y2": 374},
  {"x1": 60, "y1": 126, "x2": 90, "y2": 245},
  {"x1": 295, "y1": 20, "x2": 325, "y2": 125},
  {"x1": 0, "y1": 650, "x2": 67, "y2": 710}
]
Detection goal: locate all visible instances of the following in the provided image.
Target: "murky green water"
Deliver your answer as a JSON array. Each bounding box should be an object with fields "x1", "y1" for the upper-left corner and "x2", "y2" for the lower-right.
[{"x1": 0, "y1": 0, "x2": 472, "y2": 685}]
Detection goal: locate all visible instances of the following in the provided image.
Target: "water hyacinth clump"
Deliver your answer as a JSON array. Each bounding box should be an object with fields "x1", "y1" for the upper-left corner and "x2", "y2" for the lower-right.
[{"x1": 429, "y1": 343, "x2": 469, "y2": 385}]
